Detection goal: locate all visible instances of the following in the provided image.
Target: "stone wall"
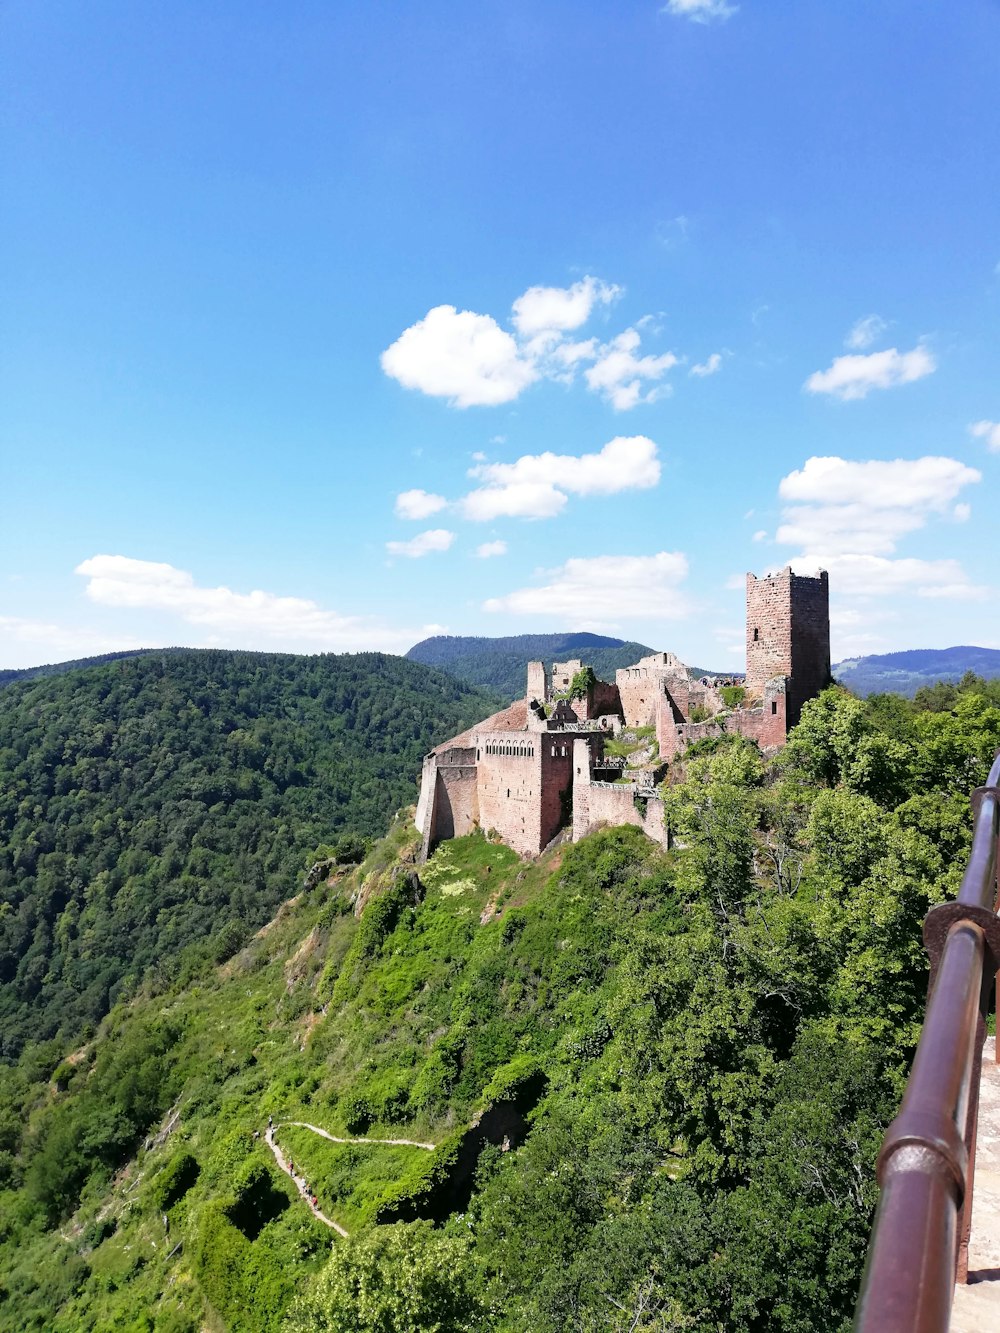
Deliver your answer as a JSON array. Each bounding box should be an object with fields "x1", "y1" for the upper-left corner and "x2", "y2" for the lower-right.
[
  {"x1": 572, "y1": 738, "x2": 668, "y2": 848},
  {"x1": 657, "y1": 679, "x2": 787, "y2": 761},
  {"x1": 526, "y1": 660, "x2": 547, "y2": 704},
  {"x1": 745, "y1": 567, "x2": 829, "y2": 725},
  {"x1": 745, "y1": 570, "x2": 793, "y2": 696},
  {"x1": 789, "y1": 570, "x2": 830, "y2": 726},
  {"x1": 616, "y1": 667, "x2": 664, "y2": 728},
  {"x1": 417, "y1": 745, "x2": 480, "y2": 859},
  {"x1": 551, "y1": 659, "x2": 583, "y2": 693},
  {"x1": 477, "y1": 731, "x2": 573, "y2": 857},
  {"x1": 574, "y1": 678, "x2": 622, "y2": 721}
]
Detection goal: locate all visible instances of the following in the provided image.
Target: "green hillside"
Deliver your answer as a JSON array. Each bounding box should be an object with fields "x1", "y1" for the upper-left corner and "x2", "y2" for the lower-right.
[
  {"x1": 0, "y1": 649, "x2": 500, "y2": 1059},
  {"x1": 407, "y1": 632, "x2": 658, "y2": 700},
  {"x1": 1, "y1": 678, "x2": 999, "y2": 1331}
]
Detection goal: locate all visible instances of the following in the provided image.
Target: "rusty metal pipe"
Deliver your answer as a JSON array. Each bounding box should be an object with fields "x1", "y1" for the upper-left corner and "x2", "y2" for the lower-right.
[{"x1": 854, "y1": 922, "x2": 985, "y2": 1331}]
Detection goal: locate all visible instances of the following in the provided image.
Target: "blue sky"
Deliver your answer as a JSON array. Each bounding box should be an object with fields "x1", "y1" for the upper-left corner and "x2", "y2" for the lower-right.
[{"x1": 3, "y1": 0, "x2": 999, "y2": 670}]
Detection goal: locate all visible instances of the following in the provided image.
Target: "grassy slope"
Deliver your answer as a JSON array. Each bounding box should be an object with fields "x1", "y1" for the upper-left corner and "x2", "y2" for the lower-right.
[
  {"x1": 0, "y1": 817, "x2": 572, "y2": 1331},
  {"x1": 5, "y1": 682, "x2": 1000, "y2": 1331}
]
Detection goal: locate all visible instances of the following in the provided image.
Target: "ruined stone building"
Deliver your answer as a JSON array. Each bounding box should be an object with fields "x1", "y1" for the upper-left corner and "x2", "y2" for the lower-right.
[{"x1": 415, "y1": 566, "x2": 830, "y2": 860}]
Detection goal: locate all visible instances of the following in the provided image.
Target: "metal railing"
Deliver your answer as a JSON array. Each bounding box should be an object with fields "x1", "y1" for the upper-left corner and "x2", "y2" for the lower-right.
[{"x1": 853, "y1": 748, "x2": 1000, "y2": 1332}]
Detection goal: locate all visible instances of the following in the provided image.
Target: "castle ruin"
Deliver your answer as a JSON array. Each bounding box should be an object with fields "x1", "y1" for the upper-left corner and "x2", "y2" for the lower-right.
[{"x1": 416, "y1": 566, "x2": 830, "y2": 860}]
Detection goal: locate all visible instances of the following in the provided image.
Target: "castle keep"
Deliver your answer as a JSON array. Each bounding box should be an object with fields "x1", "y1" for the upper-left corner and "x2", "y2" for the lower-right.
[{"x1": 416, "y1": 567, "x2": 830, "y2": 860}]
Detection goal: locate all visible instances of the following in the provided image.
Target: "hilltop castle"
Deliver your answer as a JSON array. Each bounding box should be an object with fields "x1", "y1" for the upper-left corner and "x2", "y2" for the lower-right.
[{"x1": 416, "y1": 567, "x2": 830, "y2": 860}]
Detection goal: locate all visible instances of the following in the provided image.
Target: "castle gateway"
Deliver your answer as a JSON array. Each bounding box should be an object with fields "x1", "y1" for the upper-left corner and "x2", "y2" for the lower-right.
[{"x1": 416, "y1": 567, "x2": 830, "y2": 860}]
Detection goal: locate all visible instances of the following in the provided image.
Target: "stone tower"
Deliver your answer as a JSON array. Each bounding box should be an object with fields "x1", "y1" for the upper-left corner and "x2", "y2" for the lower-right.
[{"x1": 745, "y1": 567, "x2": 830, "y2": 728}]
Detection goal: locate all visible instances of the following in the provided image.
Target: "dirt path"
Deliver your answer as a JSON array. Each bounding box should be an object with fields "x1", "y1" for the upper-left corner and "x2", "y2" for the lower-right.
[
  {"x1": 264, "y1": 1126, "x2": 348, "y2": 1238},
  {"x1": 280, "y1": 1120, "x2": 435, "y2": 1151}
]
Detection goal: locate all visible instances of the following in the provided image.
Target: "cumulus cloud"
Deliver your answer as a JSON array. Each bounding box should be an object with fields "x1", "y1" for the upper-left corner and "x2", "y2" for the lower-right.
[
  {"x1": 380, "y1": 305, "x2": 537, "y2": 408},
  {"x1": 804, "y1": 345, "x2": 935, "y2": 400},
  {"x1": 382, "y1": 277, "x2": 685, "y2": 411},
  {"x1": 773, "y1": 455, "x2": 985, "y2": 601},
  {"x1": 663, "y1": 0, "x2": 738, "y2": 21},
  {"x1": 475, "y1": 540, "x2": 507, "y2": 559},
  {"x1": 460, "y1": 436, "x2": 661, "y2": 521},
  {"x1": 689, "y1": 352, "x2": 722, "y2": 377},
  {"x1": 385, "y1": 529, "x2": 455, "y2": 559},
  {"x1": 584, "y1": 330, "x2": 679, "y2": 410},
  {"x1": 0, "y1": 615, "x2": 146, "y2": 668},
  {"x1": 511, "y1": 276, "x2": 620, "y2": 338},
  {"x1": 969, "y1": 420, "x2": 1000, "y2": 452},
  {"x1": 484, "y1": 551, "x2": 690, "y2": 622},
  {"x1": 74, "y1": 554, "x2": 442, "y2": 651},
  {"x1": 395, "y1": 489, "x2": 448, "y2": 520},
  {"x1": 778, "y1": 455, "x2": 979, "y2": 518},
  {"x1": 790, "y1": 553, "x2": 988, "y2": 601},
  {"x1": 844, "y1": 315, "x2": 888, "y2": 350}
]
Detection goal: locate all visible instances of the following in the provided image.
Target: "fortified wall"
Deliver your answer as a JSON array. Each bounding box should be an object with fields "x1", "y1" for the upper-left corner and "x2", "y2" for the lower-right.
[{"x1": 415, "y1": 567, "x2": 830, "y2": 861}]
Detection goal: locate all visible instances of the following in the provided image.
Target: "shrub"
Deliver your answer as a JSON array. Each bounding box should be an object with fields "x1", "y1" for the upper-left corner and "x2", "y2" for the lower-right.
[{"x1": 152, "y1": 1150, "x2": 200, "y2": 1211}]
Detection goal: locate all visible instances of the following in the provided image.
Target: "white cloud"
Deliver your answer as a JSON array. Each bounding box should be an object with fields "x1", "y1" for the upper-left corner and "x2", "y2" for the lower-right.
[
  {"x1": 511, "y1": 276, "x2": 620, "y2": 338},
  {"x1": 382, "y1": 277, "x2": 682, "y2": 412},
  {"x1": 663, "y1": 0, "x2": 738, "y2": 22},
  {"x1": 969, "y1": 420, "x2": 1000, "y2": 452},
  {"x1": 381, "y1": 305, "x2": 537, "y2": 408},
  {"x1": 74, "y1": 554, "x2": 442, "y2": 652},
  {"x1": 484, "y1": 551, "x2": 690, "y2": 622},
  {"x1": 752, "y1": 530, "x2": 767, "y2": 542},
  {"x1": 773, "y1": 455, "x2": 985, "y2": 602},
  {"x1": 385, "y1": 529, "x2": 455, "y2": 559},
  {"x1": 460, "y1": 435, "x2": 661, "y2": 521},
  {"x1": 954, "y1": 503, "x2": 971, "y2": 522},
  {"x1": 778, "y1": 455, "x2": 979, "y2": 517},
  {"x1": 584, "y1": 329, "x2": 679, "y2": 410},
  {"x1": 790, "y1": 553, "x2": 988, "y2": 601},
  {"x1": 844, "y1": 315, "x2": 887, "y2": 350},
  {"x1": 394, "y1": 489, "x2": 448, "y2": 520},
  {"x1": 804, "y1": 345, "x2": 935, "y2": 400},
  {"x1": 689, "y1": 352, "x2": 722, "y2": 377},
  {"x1": 0, "y1": 615, "x2": 147, "y2": 668},
  {"x1": 475, "y1": 540, "x2": 507, "y2": 559}
]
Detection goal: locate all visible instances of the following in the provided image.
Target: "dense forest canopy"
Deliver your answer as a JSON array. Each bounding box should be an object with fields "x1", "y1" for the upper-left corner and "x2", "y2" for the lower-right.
[
  {"x1": 1, "y1": 672, "x2": 999, "y2": 1330},
  {"x1": 0, "y1": 649, "x2": 500, "y2": 1058},
  {"x1": 407, "y1": 632, "x2": 661, "y2": 700}
]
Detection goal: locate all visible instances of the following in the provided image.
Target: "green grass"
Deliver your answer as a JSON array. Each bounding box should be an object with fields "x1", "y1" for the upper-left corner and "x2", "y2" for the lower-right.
[{"x1": 275, "y1": 1128, "x2": 432, "y2": 1231}]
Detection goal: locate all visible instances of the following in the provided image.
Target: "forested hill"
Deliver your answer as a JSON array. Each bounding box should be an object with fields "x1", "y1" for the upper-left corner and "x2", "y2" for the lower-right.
[
  {"x1": 4, "y1": 677, "x2": 1000, "y2": 1331},
  {"x1": 407, "y1": 632, "x2": 657, "y2": 700},
  {"x1": 834, "y1": 646, "x2": 1000, "y2": 697},
  {"x1": 0, "y1": 646, "x2": 179, "y2": 690},
  {"x1": 0, "y1": 649, "x2": 500, "y2": 1058}
]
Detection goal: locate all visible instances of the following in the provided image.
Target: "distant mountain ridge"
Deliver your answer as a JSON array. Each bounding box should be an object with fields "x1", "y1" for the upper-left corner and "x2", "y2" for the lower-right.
[
  {"x1": 0, "y1": 646, "x2": 185, "y2": 689},
  {"x1": 406, "y1": 631, "x2": 724, "y2": 701},
  {"x1": 834, "y1": 645, "x2": 1000, "y2": 697}
]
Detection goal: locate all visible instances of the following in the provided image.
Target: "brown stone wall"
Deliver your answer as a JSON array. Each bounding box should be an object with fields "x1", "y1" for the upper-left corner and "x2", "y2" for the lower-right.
[
  {"x1": 575, "y1": 783, "x2": 669, "y2": 849},
  {"x1": 745, "y1": 567, "x2": 829, "y2": 727},
  {"x1": 575, "y1": 678, "x2": 622, "y2": 721},
  {"x1": 745, "y1": 569, "x2": 793, "y2": 697},
  {"x1": 538, "y1": 737, "x2": 574, "y2": 850},
  {"x1": 476, "y1": 731, "x2": 572, "y2": 856},
  {"x1": 420, "y1": 745, "x2": 480, "y2": 857},
  {"x1": 551, "y1": 660, "x2": 583, "y2": 692},
  {"x1": 526, "y1": 660, "x2": 547, "y2": 704},
  {"x1": 788, "y1": 569, "x2": 830, "y2": 726},
  {"x1": 616, "y1": 668, "x2": 662, "y2": 727}
]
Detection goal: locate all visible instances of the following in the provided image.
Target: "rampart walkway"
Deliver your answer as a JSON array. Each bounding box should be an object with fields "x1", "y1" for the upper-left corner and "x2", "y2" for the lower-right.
[{"x1": 950, "y1": 1037, "x2": 1000, "y2": 1332}]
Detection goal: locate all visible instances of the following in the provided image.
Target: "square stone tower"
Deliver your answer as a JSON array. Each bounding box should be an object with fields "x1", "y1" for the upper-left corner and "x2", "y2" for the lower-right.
[{"x1": 745, "y1": 567, "x2": 830, "y2": 728}]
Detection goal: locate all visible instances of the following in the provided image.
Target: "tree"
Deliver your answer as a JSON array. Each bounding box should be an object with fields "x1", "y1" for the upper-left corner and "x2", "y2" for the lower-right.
[{"x1": 283, "y1": 1222, "x2": 491, "y2": 1333}]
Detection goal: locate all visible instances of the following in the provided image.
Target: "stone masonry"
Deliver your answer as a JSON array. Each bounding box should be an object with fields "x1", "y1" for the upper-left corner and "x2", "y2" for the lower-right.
[{"x1": 415, "y1": 567, "x2": 830, "y2": 860}]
